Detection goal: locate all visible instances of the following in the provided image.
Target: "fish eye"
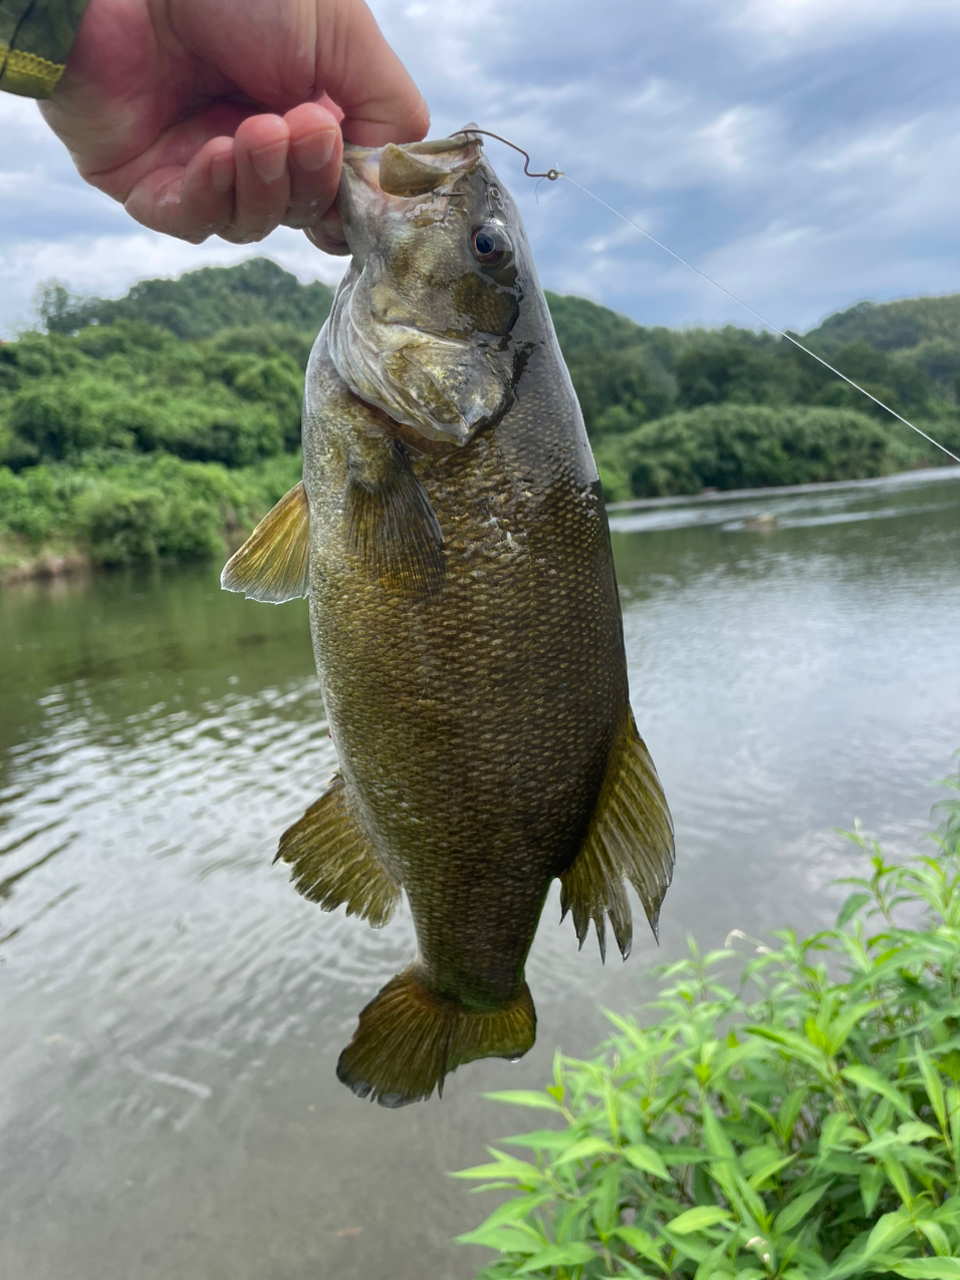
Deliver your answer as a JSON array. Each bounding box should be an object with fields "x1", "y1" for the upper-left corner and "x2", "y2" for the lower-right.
[{"x1": 471, "y1": 225, "x2": 509, "y2": 266}]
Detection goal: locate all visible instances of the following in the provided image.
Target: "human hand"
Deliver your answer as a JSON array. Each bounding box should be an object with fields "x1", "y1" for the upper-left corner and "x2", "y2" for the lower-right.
[{"x1": 39, "y1": 0, "x2": 428, "y2": 251}]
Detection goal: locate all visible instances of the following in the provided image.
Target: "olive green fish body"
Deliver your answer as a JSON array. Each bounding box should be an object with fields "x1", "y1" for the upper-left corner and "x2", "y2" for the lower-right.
[
  {"x1": 222, "y1": 133, "x2": 674, "y2": 1106},
  {"x1": 303, "y1": 328, "x2": 626, "y2": 1011}
]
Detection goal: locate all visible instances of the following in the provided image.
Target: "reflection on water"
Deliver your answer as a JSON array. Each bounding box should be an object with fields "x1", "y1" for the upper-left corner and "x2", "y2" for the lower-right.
[{"x1": 2, "y1": 469, "x2": 959, "y2": 1279}]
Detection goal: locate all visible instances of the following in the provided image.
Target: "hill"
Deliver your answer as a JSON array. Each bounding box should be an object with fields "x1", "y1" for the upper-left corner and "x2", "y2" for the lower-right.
[
  {"x1": 38, "y1": 257, "x2": 336, "y2": 343},
  {"x1": 805, "y1": 292, "x2": 960, "y2": 394}
]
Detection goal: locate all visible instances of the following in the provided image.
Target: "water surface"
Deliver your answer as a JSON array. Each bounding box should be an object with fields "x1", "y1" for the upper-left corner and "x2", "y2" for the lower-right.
[{"x1": 2, "y1": 468, "x2": 959, "y2": 1279}]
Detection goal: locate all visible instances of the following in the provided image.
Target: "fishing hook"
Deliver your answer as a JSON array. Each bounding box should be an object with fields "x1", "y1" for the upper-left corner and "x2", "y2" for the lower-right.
[{"x1": 452, "y1": 127, "x2": 563, "y2": 181}]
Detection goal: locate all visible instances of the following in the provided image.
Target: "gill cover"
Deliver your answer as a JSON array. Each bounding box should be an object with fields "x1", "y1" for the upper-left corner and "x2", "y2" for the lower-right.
[{"x1": 327, "y1": 136, "x2": 528, "y2": 447}]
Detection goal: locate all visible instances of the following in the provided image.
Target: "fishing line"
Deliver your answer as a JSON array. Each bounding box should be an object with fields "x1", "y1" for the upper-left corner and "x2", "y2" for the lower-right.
[
  {"x1": 561, "y1": 174, "x2": 960, "y2": 466},
  {"x1": 456, "y1": 127, "x2": 960, "y2": 466}
]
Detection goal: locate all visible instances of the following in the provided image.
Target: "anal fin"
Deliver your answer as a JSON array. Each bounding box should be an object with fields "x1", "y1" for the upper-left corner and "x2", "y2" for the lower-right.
[
  {"x1": 221, "y1": 481, "x2": 309, "y2": 603},
  {"x1": 344, "y1": 440, "x2": 444, "y2": 597},
  {"x1": 337, "y1": 965, "x2": 536, "y2": 1107},
  {"x1": 276, "y1": 774, "x2": 400, "y2": 927},
  {"x1": 561, "y1": 712, "x2": 674, "y2": 960}
]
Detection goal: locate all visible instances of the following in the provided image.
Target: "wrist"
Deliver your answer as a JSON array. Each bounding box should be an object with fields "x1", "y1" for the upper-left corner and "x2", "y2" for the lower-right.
[{"x1": 0, "y1": 0, "x2": 93, "y2": 98}]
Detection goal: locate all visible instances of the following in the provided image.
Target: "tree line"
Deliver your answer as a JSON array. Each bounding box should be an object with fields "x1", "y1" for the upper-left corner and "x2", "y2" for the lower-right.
[{"x1": 1, "y1": 258, "x2": 958, "y2": 573}]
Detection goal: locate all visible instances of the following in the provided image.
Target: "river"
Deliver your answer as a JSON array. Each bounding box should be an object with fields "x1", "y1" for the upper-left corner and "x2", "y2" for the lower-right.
[{"x1": 2, "y1": 466, "x2": 959, "y2": 1279}]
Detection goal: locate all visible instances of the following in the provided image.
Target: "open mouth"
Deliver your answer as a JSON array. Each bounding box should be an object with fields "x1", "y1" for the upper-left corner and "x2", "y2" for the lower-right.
[{"x1": 342, "y1": 133, "x2": 483, "y2": 199}]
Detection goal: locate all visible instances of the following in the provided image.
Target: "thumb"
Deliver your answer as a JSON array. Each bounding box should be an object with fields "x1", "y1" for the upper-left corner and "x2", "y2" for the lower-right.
[{"x1": 315, "y1": 0, "x2": 430, "y2": 146}]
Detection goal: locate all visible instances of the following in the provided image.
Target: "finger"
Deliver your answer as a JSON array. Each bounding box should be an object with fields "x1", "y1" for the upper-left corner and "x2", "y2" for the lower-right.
[
  {"x1": 305, "y1": 209, "x2": 350, "y2": 256},
  {"x1": 230, "y1": 114, "x2": 292, "y2": 240},
  {"x1": 122, "y1": 168, "x2": 206, "y2": 242},
  {"x1": 92, "y1": 100, "x2": 253, "y2": 234},
  {"x1": 177, "y1": 137, "x2": 236, "y2": 238},
  {"x1": 311, "y1": 0, "x2": 430, "y2": 147},
  {"x1": 284, "y1": 102, "x2": 342, "y2": 230},
  {"x1": 171, "y1": 0, "x2": 429, "y2": 149}
]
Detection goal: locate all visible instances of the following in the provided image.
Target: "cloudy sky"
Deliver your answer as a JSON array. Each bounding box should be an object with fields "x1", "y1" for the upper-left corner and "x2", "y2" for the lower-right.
[{"x1": 3, "y1": 0, "x2": 960, "y2": 337}]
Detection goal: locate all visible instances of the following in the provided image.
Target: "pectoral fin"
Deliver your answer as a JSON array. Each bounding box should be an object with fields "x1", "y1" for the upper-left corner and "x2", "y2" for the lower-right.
[
  {"x1": 276, "y1": 774, "x2": 400, "y2": 928},
  {"x1": 221, "y1": 481, "x2": 310, "y2": 603},
  {"x1": 561, "y1": 713, "x2": 674, "y2": 960},
  {"x1": 344, "y1": 440, "x2": 445, "y2": 597}
]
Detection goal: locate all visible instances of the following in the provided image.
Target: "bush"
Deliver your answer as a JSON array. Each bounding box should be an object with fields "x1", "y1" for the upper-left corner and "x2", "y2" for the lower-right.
[
  {"x1": 71, "y1": 455, "x2": 256, "y2": 564},
  {"x1": 594, "y1": 405, "x2": 917, "y2": 500},
  {"x1": 457, "y1": 764, "x2": 960, "y2": 1279},
  {"x1": 9, "y1": 385, "x2": 103, "y2": 461},
  {"x1": 0, "y1": 464, "x2": 84, "y2": 544},
  {"x1": 0, "y1": 453, "x2": 302, "y2": 567}
]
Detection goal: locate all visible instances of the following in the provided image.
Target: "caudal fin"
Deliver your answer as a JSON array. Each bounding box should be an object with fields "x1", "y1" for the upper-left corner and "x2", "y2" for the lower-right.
[{"x1": 337, "y1": 966, "x2": 536, "y2": 1107}]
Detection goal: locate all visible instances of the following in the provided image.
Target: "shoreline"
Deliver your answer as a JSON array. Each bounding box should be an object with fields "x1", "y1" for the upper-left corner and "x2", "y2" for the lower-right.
[
  {"x1": 4, "y1": 462, "x2": 959, "y2": 588},
  {"x1": 0, "y1": 548, "x2": 92, "y2": 588},
  {"x1": 605, "y1": 462, "x2": 960, "y2": 512}
]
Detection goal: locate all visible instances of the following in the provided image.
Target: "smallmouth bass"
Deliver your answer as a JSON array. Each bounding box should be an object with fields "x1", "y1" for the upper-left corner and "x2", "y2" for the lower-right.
[{"x1": 222, "y1": 131, "x2": 674, "y2": 1107}]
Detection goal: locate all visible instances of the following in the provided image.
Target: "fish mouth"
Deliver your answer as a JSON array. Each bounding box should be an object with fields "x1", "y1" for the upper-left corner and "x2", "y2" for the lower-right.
[
  {"x1": 312, "y1": 131, "x2": 485, "y2": 255},
  {"x1": 341, "y1": 130, "x2": 484, "y2": 199}
]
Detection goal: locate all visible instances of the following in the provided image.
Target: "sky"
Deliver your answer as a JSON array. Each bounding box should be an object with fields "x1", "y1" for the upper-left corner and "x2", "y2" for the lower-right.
[{"x1": 3, "y1": 0, "x2": 960, "y2": 337}]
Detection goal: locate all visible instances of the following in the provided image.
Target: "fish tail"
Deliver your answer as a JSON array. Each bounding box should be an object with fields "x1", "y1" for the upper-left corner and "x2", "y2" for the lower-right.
[{"x1": 337, "y1": 966, "x2": 536, "y2": 1107}]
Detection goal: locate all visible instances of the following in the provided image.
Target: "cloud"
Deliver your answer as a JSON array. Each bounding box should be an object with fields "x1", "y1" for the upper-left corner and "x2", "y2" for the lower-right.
[
  {"x1": 2, "y1": 0, "x2": 960, "y2": 336},
  {"x1": 731, "y1": 0, "x2": 960, "y2": 45}
]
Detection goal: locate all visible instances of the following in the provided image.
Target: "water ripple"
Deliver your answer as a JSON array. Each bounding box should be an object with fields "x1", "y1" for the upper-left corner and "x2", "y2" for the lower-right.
[{"x1": 0, "y1": 478, "x2": 958, "y2": 1280}]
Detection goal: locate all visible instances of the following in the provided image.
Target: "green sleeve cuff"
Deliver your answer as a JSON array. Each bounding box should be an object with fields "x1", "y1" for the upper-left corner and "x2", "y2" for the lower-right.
[{"x1": 0, "y1": 0, "x2": 92, "y2": 98}]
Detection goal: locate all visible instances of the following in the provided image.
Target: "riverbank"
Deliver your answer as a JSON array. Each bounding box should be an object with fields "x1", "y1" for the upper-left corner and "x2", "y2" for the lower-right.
[
  {"x1": 4, "y1": 458, "x2": 960, "y2": 587},
  {"x1": 0, "y1": 540, "x2": 91, "y2": 586},
  {"x1": 0, "y1": 451, "x2": 302, "y2": 587},
  {"x1": 607, "y1": 460, "x2": 960, "y2": 510}
]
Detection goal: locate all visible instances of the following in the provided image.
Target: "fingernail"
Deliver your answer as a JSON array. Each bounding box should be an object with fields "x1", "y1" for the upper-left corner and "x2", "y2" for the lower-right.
[
  {"x1": 292, "y1": 129, "x2": 337, "y2": 173},
  {"x1": 251, "y1": 140, "x2": 287, "y2": 184},
  {"x1": 210, "y1": 152, "x2": 234, "y2": 195}
]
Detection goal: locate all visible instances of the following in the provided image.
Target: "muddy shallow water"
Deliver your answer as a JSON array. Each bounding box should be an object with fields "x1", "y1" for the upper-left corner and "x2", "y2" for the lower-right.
[{"x1": 2, "y1": 467, "x2": 959, "y2": 1279}]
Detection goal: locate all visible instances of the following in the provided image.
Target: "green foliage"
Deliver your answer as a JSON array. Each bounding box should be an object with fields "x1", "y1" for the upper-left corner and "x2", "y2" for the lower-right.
[
  {"x1": 806, "y1": 295, "x2": 960, "y2": 396},
  {"x1": 0, "y1": 452, "x2": 303, "y2": 565},
  {"x1": 808, "y1": 295, "x2": 960, "y2": 358},
  {"x1": 0, "y1": 463, "x2": 86, "y2": 544},
  {"x1": 594, "y1": 405, "x2": 915, "y2": 501},
  {"x1": 4, "y1": 261, "x2": 960, "y2": 574},
  {"x1": 456, "y1": 767, "x2": 960, "y2": 1279},
  {"x1": 36, "y1": 257, "x2": 334, "y2": 341},
  {"x1": 0, "y1": 320, "x2": 303, "y2": 472},
  {"x1": 546, "y1": 288, "x2": 952, "y2": 474},
  {"x1": 1, "y1": 262, "x2": 330, "y2": 573}
]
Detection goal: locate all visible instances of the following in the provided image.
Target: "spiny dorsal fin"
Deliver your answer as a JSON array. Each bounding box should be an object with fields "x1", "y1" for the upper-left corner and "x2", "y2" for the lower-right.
[
  {"x1": 344, "y1": 440, "x2": 445, "y2": 597},
  {"x1": 276, "y1": 774, "x2": 400, "y2": 927},
  {"x1": 337, "y1": 965, "x2": 536, "y2": 1107},
  {"x1": 560, "y1": 712, "x2": 674, "y2": 960},
  {"x1": 221, "y1": 481, "x2": 310, "y2": 603}
]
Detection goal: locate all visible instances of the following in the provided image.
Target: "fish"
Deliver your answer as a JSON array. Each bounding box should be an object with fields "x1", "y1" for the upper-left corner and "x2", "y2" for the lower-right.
[{"x1": 221, "y1": 130, "x2": 674, "y2": 1107}]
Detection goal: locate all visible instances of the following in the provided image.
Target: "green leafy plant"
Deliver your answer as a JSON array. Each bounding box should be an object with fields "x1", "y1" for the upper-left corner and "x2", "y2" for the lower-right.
[{"x1": 456, "y1": 763, "x2": 960, "y2": 1279}]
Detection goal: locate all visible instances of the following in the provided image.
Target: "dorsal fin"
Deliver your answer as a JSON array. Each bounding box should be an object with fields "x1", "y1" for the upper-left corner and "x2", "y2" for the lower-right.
[
  {"x1": 221, "y1": 482, "x2": 310, "y2": 603},
  {"x1": 560, "y1": 713, "x2": 674, "y2": 960}
]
